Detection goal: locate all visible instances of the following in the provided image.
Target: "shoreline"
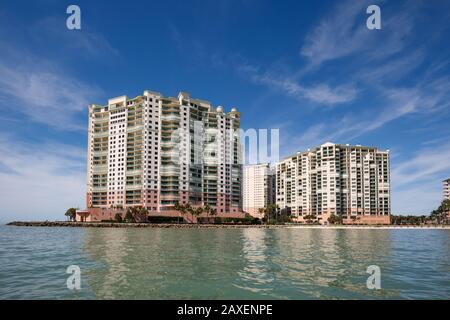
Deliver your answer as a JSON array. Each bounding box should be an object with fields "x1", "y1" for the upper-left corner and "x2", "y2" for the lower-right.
[{"x1": 5, "y1": 221, "x2": 450, "y2": 229}]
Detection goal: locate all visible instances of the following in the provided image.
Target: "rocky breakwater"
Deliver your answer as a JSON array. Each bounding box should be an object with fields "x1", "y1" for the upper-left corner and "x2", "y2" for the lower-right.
[{"x1": 6, "y1": 221, "x2": 285, "y2": 228}]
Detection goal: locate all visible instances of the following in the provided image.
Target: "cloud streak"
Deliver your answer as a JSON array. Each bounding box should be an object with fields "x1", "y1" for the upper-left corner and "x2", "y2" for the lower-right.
[
  {"x1": 300, "y1": 0, "x2": 416, "y2": 67},
  {"x1": 34, "y1": 17, "x2": 120, "y2": 60},
  {"x1": 289, "y1": 74, "x2": 450, "y2": 150},
  {"x1": 0, "y1": 134, "x2": 86, "y2": 222},
  {"x1": 390, "y1": 142, "x2": 450, "y2": 214},
  {"x1": 392, "y1": 142, "x2": 450, "y2": 188},
  {"x1": 238, "y1": 63, "x2": 357, "y2": 105},
  {"x1": 0, "y1": 61, "x2": 101, "y2": 130}
]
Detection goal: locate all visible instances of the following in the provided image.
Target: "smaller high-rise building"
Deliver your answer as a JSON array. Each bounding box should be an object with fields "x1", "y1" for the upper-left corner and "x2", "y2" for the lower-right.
[
  {"x1": 243, "y1": 164, "x2": 276, "y2": 218},
  {"x1": 276, "y1": 142, "x2": 391, "y2": 225},
  {"x1": 443, "y1": 178, "x2": 450, "y2": 201}
]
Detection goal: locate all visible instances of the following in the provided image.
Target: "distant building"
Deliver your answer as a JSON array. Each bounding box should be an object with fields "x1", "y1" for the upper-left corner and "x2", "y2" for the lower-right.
[
  {"x1": 444, "y1": 178, "x2": 450, "y2": 223},
  {"x1": 443, "y1": 178, "x2": 450, "y2": 201},
  {"x1": 243, "y1": 164, "x2": 276, "y2": 218},
  {"x1": 276, "y1": 142, "x2": 391, "y2": 225},
  {"x1": 78, "y1": 90, "x2": 244, "y2": 222}
]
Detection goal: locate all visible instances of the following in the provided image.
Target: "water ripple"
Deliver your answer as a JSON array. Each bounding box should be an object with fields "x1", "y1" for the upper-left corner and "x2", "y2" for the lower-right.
[{"x1": 0, "y1": 226, "x2": 449, "y2": 299}]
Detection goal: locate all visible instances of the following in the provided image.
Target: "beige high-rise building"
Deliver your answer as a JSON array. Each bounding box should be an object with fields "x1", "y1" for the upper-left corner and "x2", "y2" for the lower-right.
[
  {"x1": 443, "y1": 178, "x2": 450, "y2": 201},
  {"x1": 243, "y1": 164, "x2": 276, "y2": 218},
  {"x1": 78, "y1": 90, "x2": 244, "y2": 222},
  {"x1": 276, "y1": 142, "x2": 391, "y2": 225}
]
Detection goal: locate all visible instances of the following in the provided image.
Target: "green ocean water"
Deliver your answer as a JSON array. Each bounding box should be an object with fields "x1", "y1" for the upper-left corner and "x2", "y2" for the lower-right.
[{"x1": 0, "y1": 225, "x2": 449, "y2": 299}]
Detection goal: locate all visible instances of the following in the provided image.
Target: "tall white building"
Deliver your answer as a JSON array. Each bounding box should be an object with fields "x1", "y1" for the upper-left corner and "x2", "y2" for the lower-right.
[
  {"x1": 443, "y1": 178, "x2": 450, "y2": 201},
  {"x1": 276, "y1": 142, "x2": 391, "y2": 225},
  {"x1": 243, "y1": 164, "x2": 276, "y2": 218},
  {"x1": 82, "y1": 90, "x2": 243, "y2": 221}
]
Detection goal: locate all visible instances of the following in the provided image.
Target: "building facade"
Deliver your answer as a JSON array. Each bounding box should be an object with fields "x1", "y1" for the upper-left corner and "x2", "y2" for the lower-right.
[
  {"x1": 443, "y1": 178, "x2": 450, "y2": 223},
  {"x1": 443, "y1": 178, "x2": 450, "y2": 201},
  {"x1": 243, "y1": 164, "x2": 276, "y2": 218},
  {"x1": 276, "y1": 142, "x2": 391, "y2": 225},
  {"x1": 81, "y1": 90, "x2": 243, "y2": 222}
]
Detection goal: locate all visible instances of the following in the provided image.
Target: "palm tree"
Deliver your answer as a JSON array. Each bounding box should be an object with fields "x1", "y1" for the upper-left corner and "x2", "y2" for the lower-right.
[
  {"x1": 181, "y1": 204, "x2": 189, "y2": 223},
  {"x1": 124, "y1": 206, "x2": 148, "y2": 223},
  {"x1": 174, "y1": 202, "x2": 189, "y2": 223},
  {"x1": 124, "y1": 208, "x2": 134, "y2": 222},
  {"x1": 275, "y1": 204, "x2": 280, "y2": 222},
  {"x1": 328, "y1": 214, "x2": 343, "y2": 225},
  {"x1": 205, "y1": 207, "x2": 218, "y2": 224},
  {"x1": 114, "y1": 213, "x2": 123, "y2": 223},
  {"x1": 194, "y1": 206, "x2": 204, "y2": 223},
  {"x1": 204, "y1": 203, "x2": 211, "y2": 218},
  {"x1": 186, "y1": 204, "x2": 196, "y2": 223},
  {"x1": 134, "y1": 206, "x2": 149, "y2": 223},
  {"x1": 262, "y1": 204, "x2": 279, "y2": 223},
  {"x1": 440, "y1": 200, "x2": 450, "y2": 222},
  {"x1": 258, "y1": 207, "x2": 266, "y2": 219},
  {"x1": 65, "y1": 208, "x2": 77, "y2": 222},
  {"x1": 442, "y1": 199, "x2": 450, "y2": 210},
  {"x1": 174, "y1": 202, "x2": 182, "y2": 223},
  {"x1": 432, "y1": 199, "x2": 450, "y2": 224},
  {"x1": 262, "y1": 206, "x2": 272, "y2": 223},
  {"x1": 303, "y1": 214, "x2": 317, "y2": 224},
  {"x1": 204, "y1": 203, "x2": 218, "y2": 223}
]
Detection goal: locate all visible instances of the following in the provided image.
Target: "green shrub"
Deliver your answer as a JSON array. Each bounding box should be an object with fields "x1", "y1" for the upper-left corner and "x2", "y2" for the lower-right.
[{"x1": 114, "y1": 213, "x2": 123, "y2": 223}]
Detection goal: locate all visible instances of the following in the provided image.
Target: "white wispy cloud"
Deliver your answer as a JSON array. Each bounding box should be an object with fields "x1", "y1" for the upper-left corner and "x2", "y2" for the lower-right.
[
  {"x1": 392, "y1": 181, "x2": 443, "y2": 215},
  {"x1": 0, "y1": 12, "x2": 117, "y2": 130},
  {"x1": 292, "y1": 73, "x2": 450, "y2": 148},
  {"x1": 0, "y1": 61, "x2": 101, "y2": 130},
  {"x1": 391, "y1": 142, "x2": 450, "y2": 188},
  {"x1": 166, "y1": 22, "x2": 359, "y2": 107},
  {"x1": 33, "y1": 17, "x2": 120, "y2": 60},
  {"x1": 279, "y1": 123, "x2": 333, "y2": 157},
  {"x1": 300, "y1": 0, "x2": 369, "y2": 66},
  {"x1": 238, "y1": 63, "x2": 357, "y2": 105},
  {"x1": 0, "y1": 134, "x2": 86, "y2": 222},
  {"x1": 300, "y1": 0, "x2": 416, "y2": 67},
  {"x1": 360, "y1": 50, "x2": 425, "y2": 83},
  {"x1": 390, "y1": 142, "x2": 450, "y2": 214}
]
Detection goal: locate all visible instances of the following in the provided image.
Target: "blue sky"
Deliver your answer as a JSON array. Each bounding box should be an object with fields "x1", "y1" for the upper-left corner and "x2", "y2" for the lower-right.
[{"x1": 0, "y1": 0, "x2": 449, "y2": 221}]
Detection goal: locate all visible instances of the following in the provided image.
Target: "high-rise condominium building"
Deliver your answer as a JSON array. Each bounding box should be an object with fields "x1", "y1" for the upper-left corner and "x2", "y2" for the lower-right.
[
  {"x1": 276, "y1": 142, "x2": 391, "y2": 225},
  {"x1": 80, "y1": 90, "x2": 243, "y2": 222},
  {"x1": 444, "y1": 178, "x2": 450, "y2": 201},
  {"x1": 243, "y1": 164, "x2": 276, "y2": 218}
]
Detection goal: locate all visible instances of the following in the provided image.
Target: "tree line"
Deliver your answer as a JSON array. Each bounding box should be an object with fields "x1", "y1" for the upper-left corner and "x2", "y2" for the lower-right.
[{"x1": 64, "y1": 199, "x2": 450, "y2": 225}]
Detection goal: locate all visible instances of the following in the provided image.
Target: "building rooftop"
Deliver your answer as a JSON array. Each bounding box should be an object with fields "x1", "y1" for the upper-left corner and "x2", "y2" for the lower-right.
[
  {"x1": 282, "y1": 142, "x2": 389, "y2": 161},
  {"x1": 91, "y1": 90, "x2": 238, "y2": 114}
]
